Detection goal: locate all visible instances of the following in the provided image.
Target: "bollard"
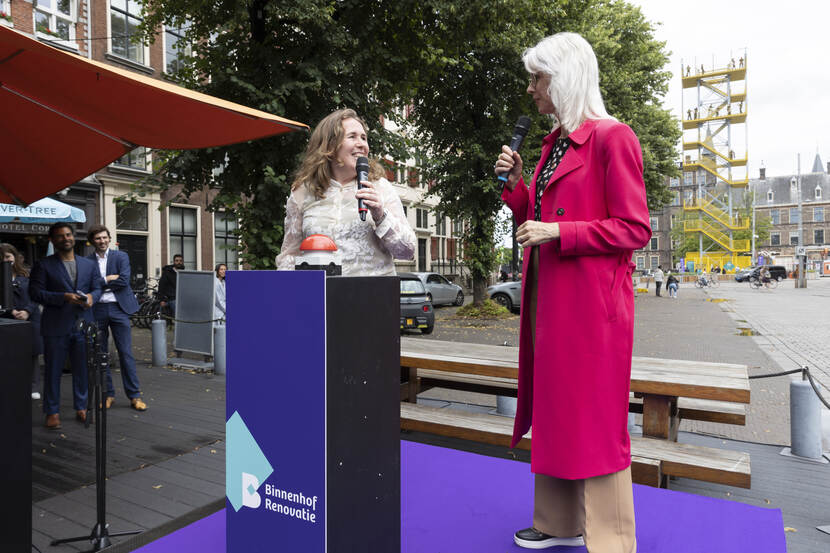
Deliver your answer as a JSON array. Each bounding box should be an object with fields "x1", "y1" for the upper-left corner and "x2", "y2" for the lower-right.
[
  {"x1": 151, "y1": 318, "x2": 167, "y2": 367},
  {"x1": 213, "y1": 323, "x2": 226, "y2": 375},
  {"x1": 790, "y1": 379, "x2": 823, "y2": 459},
  {"x1": 496, "y1": 395, "x2": 517, "y2": 417}
]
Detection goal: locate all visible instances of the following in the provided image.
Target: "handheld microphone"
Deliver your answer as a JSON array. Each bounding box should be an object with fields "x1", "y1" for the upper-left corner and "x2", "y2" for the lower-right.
[
  {"x1": 356, "y1": 156, "x2": 370, "y2": 221},
  {"x1": 497, "y1": 116, "x2": 532, "y2": 183}
]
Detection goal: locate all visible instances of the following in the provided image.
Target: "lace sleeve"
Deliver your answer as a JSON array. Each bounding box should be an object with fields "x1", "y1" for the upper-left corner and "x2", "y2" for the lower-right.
[
  {"x1": 374, "y1": 179, "x2": 416, "y2": 260},
  {"x1": 275, "y1": 192, "x2": 304, "y2": 270}
]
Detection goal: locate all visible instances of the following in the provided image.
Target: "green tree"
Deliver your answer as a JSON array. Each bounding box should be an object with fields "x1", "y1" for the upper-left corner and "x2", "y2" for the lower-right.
[
  {"x1": 410, "y1": 0, "x2": 680, "y2": 303},
  {"x1": 135, "y1": 0, "x2": 431, "y2": 267}
]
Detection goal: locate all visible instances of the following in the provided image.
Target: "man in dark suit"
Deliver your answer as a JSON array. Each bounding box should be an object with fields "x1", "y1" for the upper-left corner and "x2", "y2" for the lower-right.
[
  {"x1": 30, "y1": 222, "x2": 104, "y2": 429},
  {"x1": 87, "y1": 225, "x2": 146, "y2": 412}
]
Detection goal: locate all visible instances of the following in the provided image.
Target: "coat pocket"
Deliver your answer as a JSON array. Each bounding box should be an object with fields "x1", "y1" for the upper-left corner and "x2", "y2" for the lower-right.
[{"x1": 589, "y1": 267, "x2": 617, "y2": 322}]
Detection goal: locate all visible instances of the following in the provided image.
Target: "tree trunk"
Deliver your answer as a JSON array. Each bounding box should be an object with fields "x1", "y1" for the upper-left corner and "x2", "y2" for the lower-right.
[{"x1": 472, "y1": 277, "x2": 488, "y2": 305}]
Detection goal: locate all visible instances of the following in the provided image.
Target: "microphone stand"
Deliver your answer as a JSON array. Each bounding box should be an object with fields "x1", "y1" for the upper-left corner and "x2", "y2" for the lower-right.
[{"x1": 50, "y1": 320, "x2": 141, "y2": 551}]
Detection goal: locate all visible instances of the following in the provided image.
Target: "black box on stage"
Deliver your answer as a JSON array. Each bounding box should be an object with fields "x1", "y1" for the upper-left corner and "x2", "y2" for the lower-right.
[
  {"x1": 326, "y1": 277, "x2": 401, "y2": 552},
  {"x1": 0, "y1": 319, "x2": 33, "y2": 551}
]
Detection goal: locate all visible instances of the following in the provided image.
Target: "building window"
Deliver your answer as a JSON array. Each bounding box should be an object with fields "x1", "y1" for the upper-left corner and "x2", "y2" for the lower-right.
[
  {"x1": 214, "y1": 212, "x2": 239, "y2": 270},
  {"x1": 670, "y1": 214, "x2": 677, "y2": 229},
  {"x1": 416, "y1": 208, "x2": 428, "y2": 229},
  {"x1": 669, "y1": 177, "x2": 679, "y2": 187},
  {"x1": 770, "y1": 232, "x2": 780, "y2": 246},
  {"x1": 789, "y1": 232, "x2": 799, "y2": 246},
  {"x1": 452, "y1": 218, "x2": 463, "y2": 236},
  {"x1": 114, "y1": 146, "x2": 149, "y2": 171},
  {"x1": 816, "y1": 186, "x2": 822, "y2": 200},
  {"x1": 401, "y1": 205, "x2": 407, "y2": 217},
  {"x1": 671, "y1": 191, "x2": 680, "y2": 206},
  {"x1": 116, "y1": 202, "x2": 148, "y2": 231},
  {"x1": 697, "y1": 169, "x2": 706, "y2": 185},
  {"x1": 815, "y1": 229, "x2": 825, "y2": 245},
  {"x1": 770, "y1": 209, "x2": 780, "y2": 225},
  {"x1": 650, "y1": 256, "x2": 659, "y2": 269},
  {"x1": 814, "y1": 207, "x2": 824, "y2": 222},
  {"x1": 434, "y1": 212, "x2": 446, "y2": 236},
  {"x1": 34, "y1": 0, "x2": 75, "y2": 43},
  {"x1": 111, "y1": 0, "x2": 145, "y2": 64},
  {"x1": 168, "y1": 206, "x2": 197, "y2": 269},
  {"x1": 684, "y1": 172, "x2": 693, "y2": 186},
  {"x1": 164, "y1": 20, "x2": 191, "y2": 75},
  {"x1": 789, "y1": 208, "x2": 800, "y2": 224},
  {"x1": 767, "y1": 189, "x2": 773, "y2": 202},
  {"x1": 649, "y1": 216, "x2": 659, "y2": 231},
  {"x1": 1, "y1": 1, "x2": 12, "y2": 27},
  {"x1": 650, "y1": 237, "x2": 658, "y2": 251}
]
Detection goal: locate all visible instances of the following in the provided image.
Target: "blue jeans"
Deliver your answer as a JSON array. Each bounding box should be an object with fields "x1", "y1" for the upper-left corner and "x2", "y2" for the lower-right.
[
  {"x1": 43, "y1": 332, "x2": 88, "y2": 414},
  {"x1": 93, "y1": 302, "x2": 141, "y2": 399}
]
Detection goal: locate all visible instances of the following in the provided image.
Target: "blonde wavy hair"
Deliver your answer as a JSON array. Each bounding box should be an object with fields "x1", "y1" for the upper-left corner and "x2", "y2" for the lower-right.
[
  {"x1": 522, "y1": 32, "x2": 615, "y2": 135},
  {"x1": 292, "y1": 109, "x2": 385, "y2": 199}
]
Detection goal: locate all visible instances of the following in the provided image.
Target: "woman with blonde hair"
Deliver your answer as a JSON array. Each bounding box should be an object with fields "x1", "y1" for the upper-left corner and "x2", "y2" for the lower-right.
[
  {"x1": 276, "y1": 109, "x2": 415, "y2": 275},
  {"x1": 495, "y1": 32, "x2": 651, "y2": 552}
]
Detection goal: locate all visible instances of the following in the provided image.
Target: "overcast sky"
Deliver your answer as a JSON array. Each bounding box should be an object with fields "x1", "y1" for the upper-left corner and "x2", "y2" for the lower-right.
[{"x1": 631, "y1": 0, "x2": 830, "y2": 178}]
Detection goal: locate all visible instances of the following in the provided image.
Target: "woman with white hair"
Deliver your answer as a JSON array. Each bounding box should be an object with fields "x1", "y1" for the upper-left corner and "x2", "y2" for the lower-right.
[{"x1": 495, "y1": 32, "x2": 651, "y2": 552}]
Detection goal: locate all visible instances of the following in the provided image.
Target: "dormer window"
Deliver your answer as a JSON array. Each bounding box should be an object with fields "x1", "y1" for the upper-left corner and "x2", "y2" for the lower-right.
[
  {"x1": 816, "y1": 185, "x2": 822, "y2": 200},
  {"x1": 767, "y1": 189, "x2": 773, "y2": 202}
]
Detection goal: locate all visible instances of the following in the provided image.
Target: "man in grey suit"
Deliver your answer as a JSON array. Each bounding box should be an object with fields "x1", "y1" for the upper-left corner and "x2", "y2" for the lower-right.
[{"x1": 87, "y1": 225, "x2": 146, "y2": 411}]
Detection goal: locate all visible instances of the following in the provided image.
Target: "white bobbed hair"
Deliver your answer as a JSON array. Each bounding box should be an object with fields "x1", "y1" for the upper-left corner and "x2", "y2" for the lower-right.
[{"x1": 522, "y1": 32, "x2": 615, "y2": 135}]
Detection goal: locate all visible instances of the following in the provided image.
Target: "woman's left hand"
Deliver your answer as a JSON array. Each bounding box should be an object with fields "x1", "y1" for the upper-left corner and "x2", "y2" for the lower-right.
[
  {"x1": 516, "y1": 220, "x2": 560, "y2": 248},
  {"x1": 11, "y1": 309, "x2": 29, "y2": 321},
  {"x1": 355, "y1": 180, "x2": 385, "y2": 222}
]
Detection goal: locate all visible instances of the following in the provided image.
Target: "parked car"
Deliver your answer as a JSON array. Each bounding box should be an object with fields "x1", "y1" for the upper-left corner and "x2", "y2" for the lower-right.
[
  {"x1": 411, "y1": 272, "x2": 465, "y2": 306},
  {"x1": 735, "y1": 265, "x2": 787, "y2": 283},
  {"x1": 487, "y1": 280, "x2": 522, "y2": 312},
  {"x1": 399, "y1": 272, "x2": 434, "y2": 334}
]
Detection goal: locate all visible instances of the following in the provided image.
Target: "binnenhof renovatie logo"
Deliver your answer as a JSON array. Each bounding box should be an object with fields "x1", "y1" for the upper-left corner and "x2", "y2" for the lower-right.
[
  {"x1": 226, "y1": 411, "x2": 273, "y2": 512},
  {"x1": 226, "y1": 411, "x2": 321, "y2": 523}
]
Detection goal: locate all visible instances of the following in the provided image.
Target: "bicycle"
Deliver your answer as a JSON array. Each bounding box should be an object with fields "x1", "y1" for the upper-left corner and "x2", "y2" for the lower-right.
[
  {"x1": 131, "y1": 278, "x2": 161, "y2": 328},
  {"x1": 694, "y1": 274, "x2": 719, "y2": 288},
  {"x1": 749, "y1": 275, "x2": 778, "y2": 290}
]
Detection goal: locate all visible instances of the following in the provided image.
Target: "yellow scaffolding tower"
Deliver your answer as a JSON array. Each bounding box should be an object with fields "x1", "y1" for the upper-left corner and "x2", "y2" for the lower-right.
[{"x1": 680, "y1": 53, "x2": 750, "y2": 271}]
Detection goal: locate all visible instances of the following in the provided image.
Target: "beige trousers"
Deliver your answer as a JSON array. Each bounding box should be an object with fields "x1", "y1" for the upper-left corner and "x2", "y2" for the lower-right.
[{"x1": 527, "y1": 247, "x2": 637, "y2": 553}]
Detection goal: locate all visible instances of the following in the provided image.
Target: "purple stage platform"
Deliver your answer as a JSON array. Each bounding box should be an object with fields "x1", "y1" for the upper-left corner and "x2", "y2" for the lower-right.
[{"x1": 135, "y1": 441, "x2": 785, "y2": 553}]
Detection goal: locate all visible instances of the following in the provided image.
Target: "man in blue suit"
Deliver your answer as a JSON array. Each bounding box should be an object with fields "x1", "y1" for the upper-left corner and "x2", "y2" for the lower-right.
[
  {"x1": 30, "y1": 222, "x2": 104, "y2": 429},
  {"x1": 87, "y1": 225, "x2": 146, "y2": 411}
]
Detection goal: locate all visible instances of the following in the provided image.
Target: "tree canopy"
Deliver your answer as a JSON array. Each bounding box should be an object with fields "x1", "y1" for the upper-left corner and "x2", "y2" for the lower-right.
[{"x1": 135, "y1": 0, "x2": 681, "y2": 282}]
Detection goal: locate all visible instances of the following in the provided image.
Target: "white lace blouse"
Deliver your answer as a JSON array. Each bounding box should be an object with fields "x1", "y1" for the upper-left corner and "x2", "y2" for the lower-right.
[{"x1": 275, "y1": 177, "x2": 416, "y2": 276}]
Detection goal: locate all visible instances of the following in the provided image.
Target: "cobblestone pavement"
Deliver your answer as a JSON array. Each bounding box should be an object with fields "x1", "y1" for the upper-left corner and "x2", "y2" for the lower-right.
[{"x1": 703, "y1": 276, "x2": 830, "y2": 449}]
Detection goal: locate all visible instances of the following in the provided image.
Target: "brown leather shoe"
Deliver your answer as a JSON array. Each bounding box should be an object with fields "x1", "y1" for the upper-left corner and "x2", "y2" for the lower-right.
[
  {"x1": 76, "y1": 410, "x2": 87, "y2": 423},
  {"x1": 45, "y1": 413, "x2": 61, "y2": 429},
  {"x1": 105, "y1": 397, "x2": 115, "y2": 409},
  {"x1": 130, "y1": 398, "x2": 147, "y2": 411}
]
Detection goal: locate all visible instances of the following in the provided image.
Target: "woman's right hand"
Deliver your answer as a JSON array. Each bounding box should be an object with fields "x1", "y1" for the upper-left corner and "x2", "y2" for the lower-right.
[{"x1": 494, "y1": 145, "x2": 523, "y2": 191}]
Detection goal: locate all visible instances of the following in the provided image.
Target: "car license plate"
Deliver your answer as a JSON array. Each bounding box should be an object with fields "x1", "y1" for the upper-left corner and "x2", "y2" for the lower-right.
[{"x1": 407, "y1": 318, "x2": 414, "y2": 326}]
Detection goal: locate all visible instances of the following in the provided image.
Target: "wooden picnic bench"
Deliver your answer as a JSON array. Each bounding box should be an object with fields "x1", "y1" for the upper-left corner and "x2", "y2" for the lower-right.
[{"x1": 400, "y1": 337, "x2": 751, "y2": 489}]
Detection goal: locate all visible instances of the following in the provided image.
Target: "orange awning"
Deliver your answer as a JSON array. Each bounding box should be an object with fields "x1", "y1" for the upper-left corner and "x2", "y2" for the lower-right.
[{"x1": 0, "y1": 26, "x2": 307, "y2": 204}]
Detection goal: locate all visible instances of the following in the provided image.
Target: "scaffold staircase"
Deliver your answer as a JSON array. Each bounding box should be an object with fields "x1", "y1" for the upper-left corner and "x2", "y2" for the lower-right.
[{"x1": 680, "y1": 54, "x2": 750, "y2": 261}]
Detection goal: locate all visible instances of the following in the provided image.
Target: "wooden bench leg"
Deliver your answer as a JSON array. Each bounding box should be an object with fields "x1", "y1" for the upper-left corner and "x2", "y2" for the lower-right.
[
  {"x1": 404, "y1": 366, "x2": 419, "y2": 403},
  {"x1": 642, "y1": 394, "x2": 679, "y2": 440}
]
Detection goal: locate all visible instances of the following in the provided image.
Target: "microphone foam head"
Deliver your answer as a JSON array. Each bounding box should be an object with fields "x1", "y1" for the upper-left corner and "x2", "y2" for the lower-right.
[{"x1": 356, "y1": 156, "x2": 370, "y2": 173}]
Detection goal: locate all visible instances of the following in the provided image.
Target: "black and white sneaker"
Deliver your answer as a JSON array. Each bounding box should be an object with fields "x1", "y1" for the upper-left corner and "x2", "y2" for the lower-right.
[{"x1": 514, "y1": 527, "x2": 585, "y2": 549}]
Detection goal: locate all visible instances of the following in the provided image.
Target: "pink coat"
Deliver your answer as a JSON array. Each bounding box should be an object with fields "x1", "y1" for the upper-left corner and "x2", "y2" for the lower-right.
[{"x1": 502, "y1": 119, "x2": 652, "y2": 479}]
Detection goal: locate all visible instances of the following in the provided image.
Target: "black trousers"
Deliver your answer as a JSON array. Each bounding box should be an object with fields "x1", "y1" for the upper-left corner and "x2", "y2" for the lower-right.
[{"x1": 655, "y1": 281, "x2": 662, "y2": 296}]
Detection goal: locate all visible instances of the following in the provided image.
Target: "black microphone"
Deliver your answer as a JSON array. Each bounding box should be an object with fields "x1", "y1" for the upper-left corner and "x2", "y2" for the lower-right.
[
  {"x1": 497, "y1": 116, "x2": 532, "y2": 183},
  {"x1": 356, "y1": 156, "x2": 370, "y2": 221}
]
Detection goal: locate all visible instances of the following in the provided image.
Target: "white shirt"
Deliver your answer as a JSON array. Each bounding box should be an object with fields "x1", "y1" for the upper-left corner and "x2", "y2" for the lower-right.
[
  {"x1": 275, "y1": 177, "x2": 416, "y2": 276},
  {"x1": 653, "y1": 268, "x2": 664, "y2": 282},
  {"x1": 96, "y1": 249, "x2": 117, "y2": 303}
]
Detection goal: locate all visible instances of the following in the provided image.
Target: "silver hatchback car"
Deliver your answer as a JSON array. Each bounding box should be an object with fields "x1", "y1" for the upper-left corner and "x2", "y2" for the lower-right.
[
  {"x1": 410, "y1": 272, "x2": 465, "y2": 306},
  {"x1": 487, "y1": 280, "x2": 522, "y2": 312}
]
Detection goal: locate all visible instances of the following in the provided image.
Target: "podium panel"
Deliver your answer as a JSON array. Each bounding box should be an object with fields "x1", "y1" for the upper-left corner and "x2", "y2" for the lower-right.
[
  {"x1": 0, "y1": 319, "x2": 33, "y2": 551},
  {"x1": 226, "y1": 272, "x2": 400, "y2": 553}
]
